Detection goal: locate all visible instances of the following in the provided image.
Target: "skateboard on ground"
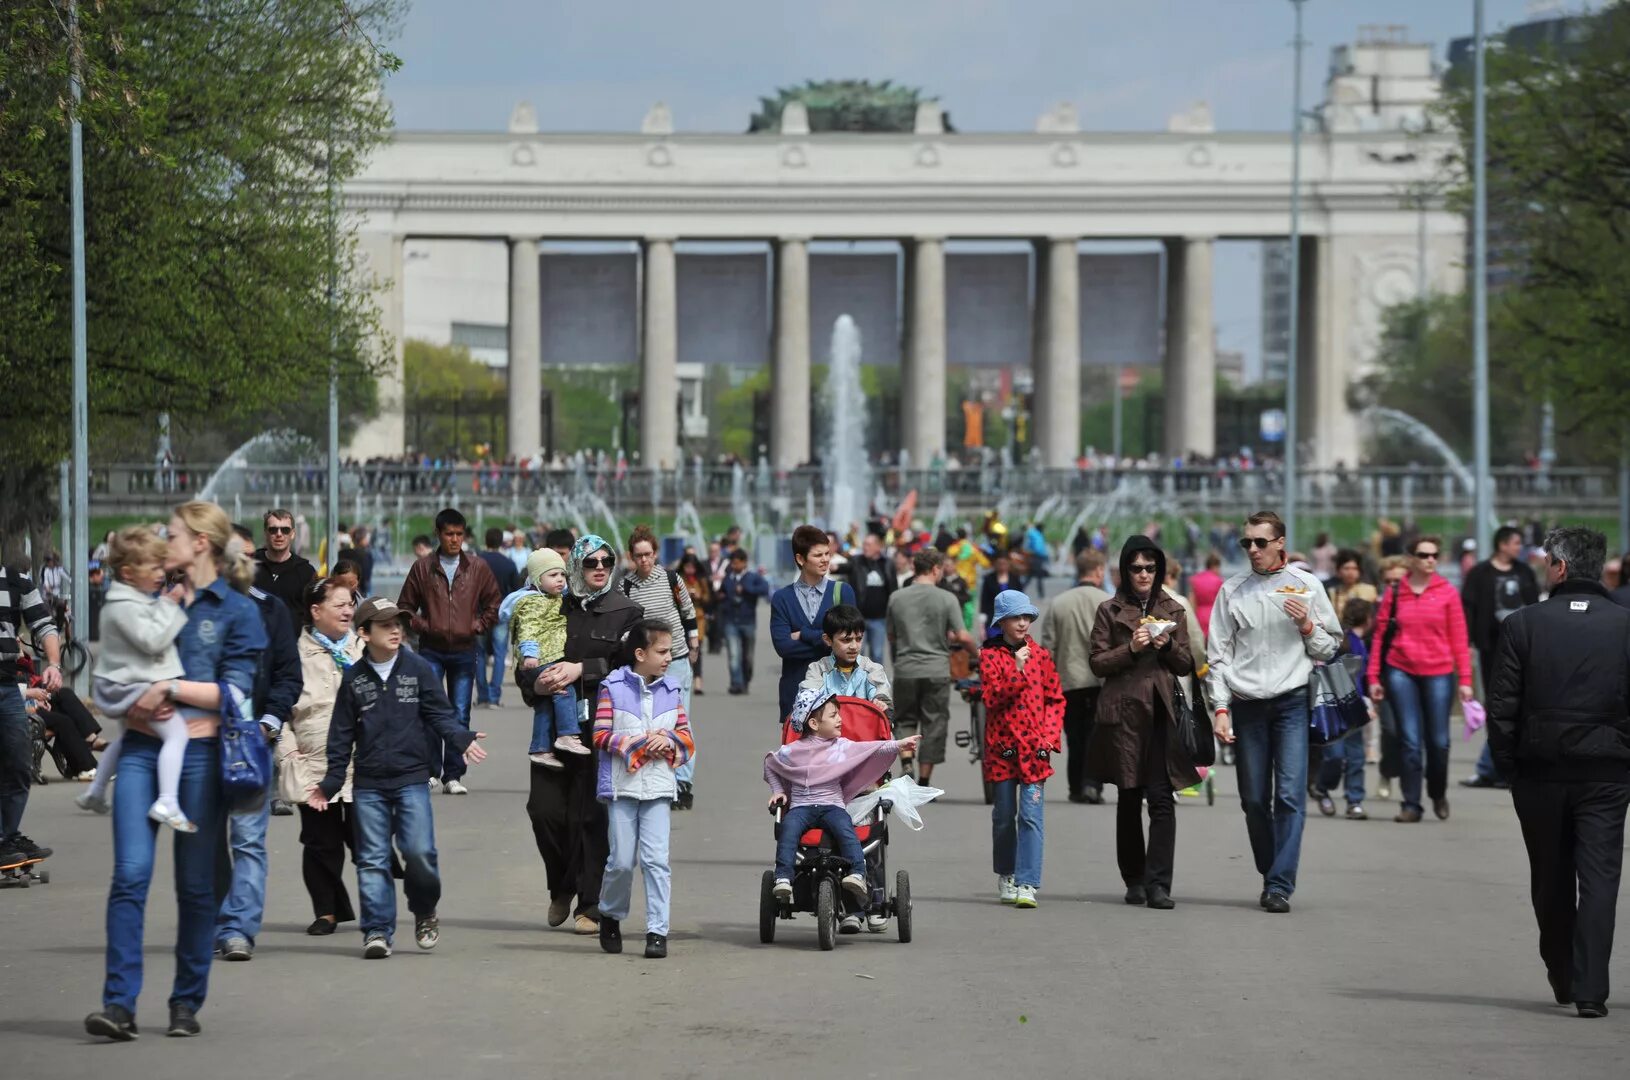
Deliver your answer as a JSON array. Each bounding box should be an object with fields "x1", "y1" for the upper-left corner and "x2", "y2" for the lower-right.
[{"x1": 0, "y1": 856, "x2": 50, "y2": 888}]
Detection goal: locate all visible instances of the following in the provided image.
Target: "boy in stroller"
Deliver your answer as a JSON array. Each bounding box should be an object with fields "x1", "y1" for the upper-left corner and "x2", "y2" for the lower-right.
[{"x1": 763, "y1": 687, "x2": 918, "y2": 947}]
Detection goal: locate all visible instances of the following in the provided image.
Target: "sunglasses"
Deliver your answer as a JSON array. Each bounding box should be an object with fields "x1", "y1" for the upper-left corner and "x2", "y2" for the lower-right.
[
  {"x1": 265, "y1": 525, "x2": 292, "y2": 535},
  {"x1": 1413, "y1": 550, "x2": 1439, "y2": 560},
  {"x1": 581, "y1": 555, "x2": 616, "y2": 570},
  {"x1": 1129, "y1": 563, "x2": 1158, "y2": 574},
  {"x1": 1239, "y1": 537, "x2": 1276, "y2": 550}
]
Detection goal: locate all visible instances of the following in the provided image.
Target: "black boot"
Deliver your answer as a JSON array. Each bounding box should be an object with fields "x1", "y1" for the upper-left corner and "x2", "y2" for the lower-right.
[
  {"x1": 599, "y1": 916, "x2": 622, "y2": 954},
  {"x1": 1145, "y1": 885, "x2": 1175, "y2": 910},
  {"x1": 644, "y1": 932, "x2": 668, "y2": 959}
]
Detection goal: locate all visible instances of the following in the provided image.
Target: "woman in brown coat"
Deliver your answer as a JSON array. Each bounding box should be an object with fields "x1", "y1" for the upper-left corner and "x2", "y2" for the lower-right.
[{"x1": 1088, "y1": 536, "x2": 1196, "y2": 910}]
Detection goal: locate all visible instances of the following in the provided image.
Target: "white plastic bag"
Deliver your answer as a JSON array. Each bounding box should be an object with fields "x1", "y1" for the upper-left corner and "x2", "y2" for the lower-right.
[{"x1": 846, "y1": 775, "x2": 945, "y2": 831}]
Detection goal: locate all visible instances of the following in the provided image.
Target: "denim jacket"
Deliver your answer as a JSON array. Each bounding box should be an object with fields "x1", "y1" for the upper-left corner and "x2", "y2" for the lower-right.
[{"x1": 175, "y1": 577, "x2": 267, "y2": 720}]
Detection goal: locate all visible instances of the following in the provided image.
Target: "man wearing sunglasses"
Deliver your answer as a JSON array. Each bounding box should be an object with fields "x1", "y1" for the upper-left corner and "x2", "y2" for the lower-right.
[
  {"x1": 1487, "y1": 527, "x2": 1630, "y2": 1019},
  {"x1": 1206, "y1": 510, "x2": 1341, "y2": 914},
  {"x1": 254, "y1": 508, "x2": 316, "y2": 624}
]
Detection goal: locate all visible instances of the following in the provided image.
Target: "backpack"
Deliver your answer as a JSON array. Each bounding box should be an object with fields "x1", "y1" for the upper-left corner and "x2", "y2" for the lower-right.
[{"x1": 621, "y1": 566, "x2": 689, "y2": 614}]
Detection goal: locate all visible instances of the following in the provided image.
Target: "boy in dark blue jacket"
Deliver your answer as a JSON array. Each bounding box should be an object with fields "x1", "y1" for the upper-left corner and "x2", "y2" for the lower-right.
[{"x1": 309, "y1": 598, "x2": 487, "y2": 959}]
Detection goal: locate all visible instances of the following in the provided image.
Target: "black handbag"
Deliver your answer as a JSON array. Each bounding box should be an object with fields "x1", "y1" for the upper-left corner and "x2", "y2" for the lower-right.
[{"x1": 1172, "y1": 680, "x2": 1216, "y2": 768}]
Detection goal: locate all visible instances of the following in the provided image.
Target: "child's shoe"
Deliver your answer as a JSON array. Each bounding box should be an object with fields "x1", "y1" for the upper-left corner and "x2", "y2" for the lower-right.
[
  {"x1": 841, "y1": 872, "x2": 867, "y2": 900},
  {"x1": 997, "y1": 874, "x2": 1018, "y2": 904},
  {"x1": 554, "y1": 734, "x2": 591, "y2": 756},
  {"x1": 838, "y1": 914, "x2": 863, "y2": 934},
  {"x1": 75, "y1": 790, "x2": 111, "y2": 815},
  {"x1": 772, "y1": 878, "x2": 793, "y2": 901},
  {"x1": 644, "y1": 933, "x2": 667, "y2": 959},
  {"x1": 148, "y1": 800, "x2": 197, "y2": 833},
  {"x1": 415, "y1": 914, "x2": 439, "y2": 950},
  {"x1": 1013, "y1": 884, "x2": 1038, "y2": 909},
  {"x1": 529, "y1": 751, "x2": 564, "y2": 770}
]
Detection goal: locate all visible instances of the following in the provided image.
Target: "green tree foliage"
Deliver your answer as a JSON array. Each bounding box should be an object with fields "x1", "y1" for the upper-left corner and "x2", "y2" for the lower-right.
[
  {"x1": 1438, "y1": 4, "x2": 1630, "y2": 436},
  {"x1": 540, "y1": 366, "x2": 633, "y2": 459},
  {"x1": 403, "y1": 339, "x2": 505, "y2": 457},
  {"x1": 0, "y1": 0, "x2": 401, "y2": 545}
]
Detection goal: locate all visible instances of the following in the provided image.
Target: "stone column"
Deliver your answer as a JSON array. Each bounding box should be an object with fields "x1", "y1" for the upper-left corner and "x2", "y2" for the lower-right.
[
  {"x1": 507, "y1": 237, "x2": 542, "y2": 458},
  {"x1": 905, "y1": 237, "x2": 947, "y2": 465},
  {"x1": 640, "y1": 237, "x2": 679, "y2": 471},
  {"x1": 1162, "y1": 237, "x2": 1216, "y2": 459},
  {"x1": 1033, "y1": 237, "x2": 1081, "y2": 468},
  {"x1": 346, "y1": 232, "x2": 406, "y2": 458},
  {"x1": 771, "y1": 237, "x2": 811, "y2": 470}
]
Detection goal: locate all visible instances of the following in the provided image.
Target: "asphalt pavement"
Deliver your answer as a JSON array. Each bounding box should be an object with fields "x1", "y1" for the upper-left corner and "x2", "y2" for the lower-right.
[{"x1": 2, "y1": 611, "x2": 1625, "y2": 1080}]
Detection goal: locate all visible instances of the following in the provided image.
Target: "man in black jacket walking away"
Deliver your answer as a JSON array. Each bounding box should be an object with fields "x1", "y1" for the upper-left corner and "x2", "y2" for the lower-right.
[{"x1": 1488, "y1": 527, "x2": 1630, "y2": 1019}]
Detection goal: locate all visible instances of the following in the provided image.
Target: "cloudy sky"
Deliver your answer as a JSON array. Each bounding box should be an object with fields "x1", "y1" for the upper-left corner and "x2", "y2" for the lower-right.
[{"x1": 383, "y1": 0, "x2": 1567, "y2": 369}]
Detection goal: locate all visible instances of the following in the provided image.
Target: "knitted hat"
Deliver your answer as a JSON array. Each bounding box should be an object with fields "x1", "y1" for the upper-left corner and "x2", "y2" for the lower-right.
[
  {"x1": 788, "y1": 685, "x2": 838, "y2": 734},
  {"x1": 992, "y1": 589, "x2": 1039, "y2": 626},
  {"x1": 526, "y1": 547, "x2": 566, "y2": 587}
]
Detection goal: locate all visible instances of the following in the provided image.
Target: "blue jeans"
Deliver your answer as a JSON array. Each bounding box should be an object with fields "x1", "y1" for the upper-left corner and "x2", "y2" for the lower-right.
[
  {"x1": 1317, "y1": 729, "x2": 1367, "y2": 806},
  {"x1": 724, "y1": 623, "x2": 755, "y2": 690},
  {"x1": 418, "y1": 646, "x2": 477, "y2": 781},
  {"x1": 668, "y1": 656, "x2": 696, "y2": 786},
  {"x1": 601, "y1": 798, "x2": 672, "y2": 935},
  {"x1": 1232, "y1": 689, "x2": 1309, "y2": 898},
  {"x1": 216, "y1": 794, "x2": 271, "y2": 947},
  {"x1": 476, "y1": 624, "x2": 509, "y2": 705},
  {"x1": 1385, "y1": 669, "x2": 1455, "y2": 814},
  {"x1": 104, "y1": 733, "x2": 223, "y2": 1014},
  {"x1": 864, "y1": 618, "x2": 887, "y2": 664},
  {"x1": 0, "y1": 683, "x2": 31, "y2": 838},
  {"x1": 529, "y1": 675, "x2": 580, "y2": 755},
  {"x1": 776, "y1": 803, "x2": 864, "y2": 882},
  {"x1": 992, "y1": 779, "x2": 1045, "y2": 889},
  {"x1": 352, "y1": 784, "x2": 440, "y2": 944}
]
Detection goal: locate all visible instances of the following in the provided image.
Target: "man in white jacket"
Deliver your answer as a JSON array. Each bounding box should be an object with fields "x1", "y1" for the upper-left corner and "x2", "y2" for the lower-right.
[{"x1": 1207, "y1": 510, "x2": 1341, "y2": 915}]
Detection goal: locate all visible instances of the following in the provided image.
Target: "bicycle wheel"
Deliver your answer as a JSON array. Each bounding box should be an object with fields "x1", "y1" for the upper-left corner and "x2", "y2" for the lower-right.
[{"x1": 62, "y1": 641, "x2": 90, "y2": 679}]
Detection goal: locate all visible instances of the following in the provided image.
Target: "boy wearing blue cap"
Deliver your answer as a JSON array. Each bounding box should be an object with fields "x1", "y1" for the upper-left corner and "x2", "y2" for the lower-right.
[{"x1": 980, "y1": 589, "x2": 1065, "y2": 909}]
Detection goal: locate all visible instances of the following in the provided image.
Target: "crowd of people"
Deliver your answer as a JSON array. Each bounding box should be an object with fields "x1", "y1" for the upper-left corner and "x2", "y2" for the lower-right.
[{"x1": 2, "y1": 499, "x2": 1628, "y2": 1038}]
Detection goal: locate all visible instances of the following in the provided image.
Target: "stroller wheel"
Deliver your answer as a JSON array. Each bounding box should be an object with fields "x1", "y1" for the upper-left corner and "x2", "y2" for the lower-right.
[
  {"x1": 758, "y1": 871, "x2": 778, "y2": 944},
  {"x1": 815, "y1": 878, "x2": 837, "y2": 951},
  {"x1": 895, "y1": 870, "x2": 913, "y2": 944}
]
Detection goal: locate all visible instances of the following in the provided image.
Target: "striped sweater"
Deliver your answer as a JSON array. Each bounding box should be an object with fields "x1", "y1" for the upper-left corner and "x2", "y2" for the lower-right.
[
  {"x1": 619, "y1": 568, "x2": 697, "y2": 659},
  {"x1": 1, "y1": 567, "x2": 59, "y2": 677},
  {"x1": 593, "y1": 665, "x2": 695, "y2": 801}
]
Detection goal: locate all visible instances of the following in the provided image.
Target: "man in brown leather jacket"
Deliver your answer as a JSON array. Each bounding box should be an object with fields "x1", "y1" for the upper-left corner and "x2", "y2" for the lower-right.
[{"x1": 396, "y1": 508, "x2": 500, "y2": 795}]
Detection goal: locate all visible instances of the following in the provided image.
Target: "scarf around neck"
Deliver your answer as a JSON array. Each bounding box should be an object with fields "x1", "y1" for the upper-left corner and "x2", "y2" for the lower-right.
[{"x1": 310, "y1": 628, "x2": 357, "y2": 669}]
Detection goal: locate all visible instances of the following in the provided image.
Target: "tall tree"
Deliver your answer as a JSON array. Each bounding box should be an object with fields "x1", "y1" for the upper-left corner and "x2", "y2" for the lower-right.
[
  {"x1": 1438, "y1": 4, "x2": 1630, "y2": 437},
  {"x1": 0, "y1": 0, "x2": 401, "y2": 551}
]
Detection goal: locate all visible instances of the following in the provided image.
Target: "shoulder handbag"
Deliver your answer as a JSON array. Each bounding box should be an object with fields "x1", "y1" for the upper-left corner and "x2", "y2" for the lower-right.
[
  {"x1": 1308, "y1": 654, "x2": 1372, "y2": 746},
  {"x1": 219, "y1": 681, "x2": 273, "y2": 802},
  {"x1": 1172, "y1": 680, "x2": 1216, "y2": 768},
  {"x1": 1377, "y1": 583, "x2": 1402, "y2": 673}
]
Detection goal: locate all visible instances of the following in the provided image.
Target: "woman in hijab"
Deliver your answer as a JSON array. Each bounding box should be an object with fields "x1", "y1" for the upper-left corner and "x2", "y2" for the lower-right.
[
  {"x1": 1087, "y1": 536, "x2": 1197, "y2": 911},
  {"x1": 523, "y1": 535, "x2": 644, "y2": 934}
]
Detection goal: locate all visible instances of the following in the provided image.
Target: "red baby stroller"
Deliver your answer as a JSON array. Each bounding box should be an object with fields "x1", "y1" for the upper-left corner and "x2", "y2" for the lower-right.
[{"x1": 760, "y1": 696, "x2": 914, "y2": 951}]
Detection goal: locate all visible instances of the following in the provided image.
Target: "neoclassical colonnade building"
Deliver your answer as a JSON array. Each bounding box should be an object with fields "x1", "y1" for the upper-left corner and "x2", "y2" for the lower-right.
[{"x1": 345, "y1": 36, "x2": 1464, "y2": 471}]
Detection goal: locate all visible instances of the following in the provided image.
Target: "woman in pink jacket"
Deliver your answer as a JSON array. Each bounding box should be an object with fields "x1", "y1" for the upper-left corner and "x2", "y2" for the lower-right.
[{"x1": 1365, "y1": 535, "x2": 1473, "y2": 824}]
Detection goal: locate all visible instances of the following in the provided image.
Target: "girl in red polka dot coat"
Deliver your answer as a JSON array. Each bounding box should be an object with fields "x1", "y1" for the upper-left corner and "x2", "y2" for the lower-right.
[{"x1": 980, "y1": 589, "x2": 1065, "y2": 909}]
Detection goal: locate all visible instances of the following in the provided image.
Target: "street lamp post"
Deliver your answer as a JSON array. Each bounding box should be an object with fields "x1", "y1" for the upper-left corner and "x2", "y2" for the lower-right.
[
  {"x1": 69, "y1": 0, "x2": 90, "y2": 694},
  {"x1": 1284, "y1": 0, "x2": 1308, "y2": 550},
  {"x1": 1472, "y1": 0, "x2": 1494, "y2": 551},
  {"x1": 326, "y1": 131, "x2": 340, "y2": 555}
]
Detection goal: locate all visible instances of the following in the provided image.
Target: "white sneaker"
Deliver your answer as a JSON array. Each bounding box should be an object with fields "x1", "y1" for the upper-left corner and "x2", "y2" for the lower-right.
[
  {"x1": 75, "y1": 790, "x2": 111, "y2": 815},
  {"x1": 772, "y1": 878, "x2": 793, "y2": 901},
  {"x1": 997, "y1": 874, "x2": 1018, "y2": 904},
  {"x1": 1014, "y1": 884, "x2": 1038, "y2": 909},
  {"x1": 148, "y1": 800, "x2": 197, "y2": 833},
  {"x1": 838, "y1": 914, "x2": 863, "y2": 935},
  {"x1": 554, "y1": 734, "x2": 591, "y2": 756},
  {"x1": 428, "y1": 778, "x2": 444, "y2": 794},
  {"x1": 866, "y1": 914, "x2": 890, "y2": 933},
  {"x1": 841, "y1": 873, "x2": 868, "y2": 900},
  {"x1": 445, "y1": 779, "x2": 469, "y2": 795},
  {"x1": 529, "y1": 752, "x2": 564, "y2": 770}
]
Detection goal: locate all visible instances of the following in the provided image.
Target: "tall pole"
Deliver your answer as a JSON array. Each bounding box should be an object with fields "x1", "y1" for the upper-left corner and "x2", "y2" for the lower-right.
[
  {"x1": 1284, "y1": 0, "x2": 1307, "y2": 550},
  {"x1": 69, "y1": 0, "x2": 90, "y2": 694},
  {"x1": 326, "y1": 131, "x2": 340, "y2": 558},
  {"x1": 1472, "y1": 0, "x2": 1493, "y2": 551}
]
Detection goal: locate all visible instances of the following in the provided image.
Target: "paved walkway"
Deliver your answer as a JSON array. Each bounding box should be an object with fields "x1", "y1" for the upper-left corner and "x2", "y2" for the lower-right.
[{"x1": 2, "y1": 621, "x2": 1624, "y2": 1078}]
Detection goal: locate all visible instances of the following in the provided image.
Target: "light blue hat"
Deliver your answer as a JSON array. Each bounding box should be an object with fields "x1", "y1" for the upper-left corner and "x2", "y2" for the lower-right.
[
  {"x1": 788, "y1": 684, "x2": 838, "y2": 733},
  {"x1": 992, "y1": 589, "x2": 1039, "y2": 626}
]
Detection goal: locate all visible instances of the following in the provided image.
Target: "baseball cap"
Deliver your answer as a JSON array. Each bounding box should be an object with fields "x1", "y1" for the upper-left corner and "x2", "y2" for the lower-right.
[{"x1": 354, "y1": 597, "x2": 410, "y2": 629}]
